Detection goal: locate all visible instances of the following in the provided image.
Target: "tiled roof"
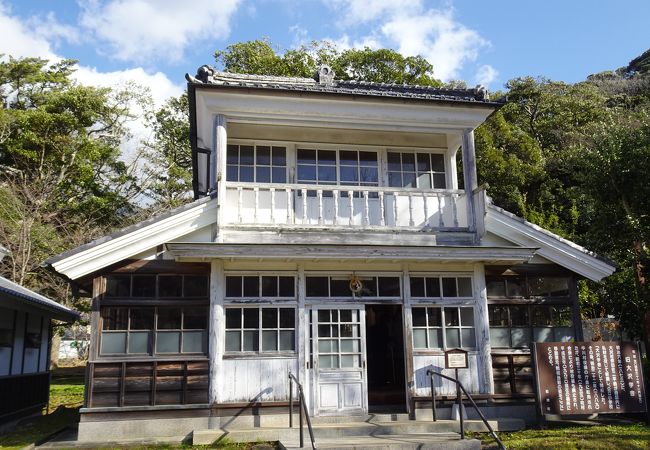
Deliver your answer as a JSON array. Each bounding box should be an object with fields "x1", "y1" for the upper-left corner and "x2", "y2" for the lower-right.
[
  {"x1": 186, "y1": 65, "x2": 498, "y2": 105},
  {"x1": 0, "y1": 276, "x2": 79, "y2": 322}
]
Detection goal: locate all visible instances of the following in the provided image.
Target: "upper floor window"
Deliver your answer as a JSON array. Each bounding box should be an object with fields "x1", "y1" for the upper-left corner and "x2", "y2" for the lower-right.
[
  {"x1": 227, "y1": 144, "x2": 287, "y2": 183},
  {"x1": 387, "y1": 152, "x2": 446, "y2": 189},
  {"x1": 409, "y1": 275, "x2": 473, "y2": 298},
  {"x1": 297, "y1": 149, "x2": 379, "y2": 188}
]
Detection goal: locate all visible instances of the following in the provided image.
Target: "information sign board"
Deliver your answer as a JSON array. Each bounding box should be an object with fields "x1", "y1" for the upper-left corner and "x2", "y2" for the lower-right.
[
  {"x1": 445, "y1": 348, "x2": 469, "y2": 369},
  {"x1": 533, "y1": 342, "x2": 647, "y2": 415}
]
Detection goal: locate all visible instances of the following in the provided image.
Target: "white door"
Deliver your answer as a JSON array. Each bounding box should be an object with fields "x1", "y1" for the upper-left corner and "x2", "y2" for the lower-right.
[{"x1": 311, "y1": 307, "x2": 367, "y2": 415}]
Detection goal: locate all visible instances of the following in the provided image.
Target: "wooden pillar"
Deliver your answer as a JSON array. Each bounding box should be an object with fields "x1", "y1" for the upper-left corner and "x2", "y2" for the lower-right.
[
  {"x1": 297, "y1": 264, "x2": 308, "y2": 412},
  {"x1": 461, "y1": 129, "x2": 478, "y2": 234},
  {"x1": 209, "y1": 260, "x2": 225, "y2": 404},
  {"x1": 402, "y1": 265, "x2": 415, "y2": 416},
  {"x1": 214, "y1": 115, "x2": 227, "y2": 242},
  {"x1": 473, "y1": 263, "x2": 494, "y2": 394}
]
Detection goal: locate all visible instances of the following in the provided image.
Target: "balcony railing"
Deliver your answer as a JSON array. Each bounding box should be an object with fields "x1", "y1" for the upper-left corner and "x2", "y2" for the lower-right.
[{"x1": 223, "y1": 182, "x2": 470, "y2": 231}]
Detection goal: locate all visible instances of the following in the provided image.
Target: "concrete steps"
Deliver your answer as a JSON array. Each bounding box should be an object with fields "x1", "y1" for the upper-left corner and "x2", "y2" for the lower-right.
[{"x1": 193, "y1": 417, "x2": 523, "y2": 447}]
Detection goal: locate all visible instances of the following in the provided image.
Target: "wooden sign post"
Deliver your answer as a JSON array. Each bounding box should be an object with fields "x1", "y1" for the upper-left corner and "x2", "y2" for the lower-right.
[{"x1": 445, "y1": 348, "x2": 469, "y2": 430}]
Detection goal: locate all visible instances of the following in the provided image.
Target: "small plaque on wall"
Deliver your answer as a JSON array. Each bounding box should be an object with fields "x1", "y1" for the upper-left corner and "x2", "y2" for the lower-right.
[{"x1": 445, "y1": 348, "x2": 469, "y2": 369}]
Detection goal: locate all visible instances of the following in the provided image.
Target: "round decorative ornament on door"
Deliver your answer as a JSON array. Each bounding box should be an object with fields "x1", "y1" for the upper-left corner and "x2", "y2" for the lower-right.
[{"x1": 349, "y1": 276, "x2": 363, "y2": 295}]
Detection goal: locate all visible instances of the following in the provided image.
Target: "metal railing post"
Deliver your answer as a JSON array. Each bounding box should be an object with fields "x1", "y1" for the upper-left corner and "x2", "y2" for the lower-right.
[
  {"x1": 299, "y1": 388, "x2": 304, "y2": 448},
  {"x1": 427, "y1": 369, "x2": 437, "y2": 422},
  {"x1": 288, "y1": 371, "x2": 316, "y2": 450},
  {"x1": 289, "y1": 376, "x2": 293, "y2": 428},
  {"x1": 456, "y1": 368, "x2": 464, "y2": 439}
]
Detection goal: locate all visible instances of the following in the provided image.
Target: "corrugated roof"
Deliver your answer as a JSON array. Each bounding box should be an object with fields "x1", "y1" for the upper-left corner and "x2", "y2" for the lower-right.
[
  {"x1": 0, "y1": 276, "x2": 79, "y2": 322},
  {"x1": 186, "y1": 65, "x2": 500, "y2": 105}
]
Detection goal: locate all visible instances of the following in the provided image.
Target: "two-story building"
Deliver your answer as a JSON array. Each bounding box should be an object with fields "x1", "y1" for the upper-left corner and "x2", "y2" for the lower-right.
[{"x1": 44, "y1": 66, "x2": 616, "y2": 441}]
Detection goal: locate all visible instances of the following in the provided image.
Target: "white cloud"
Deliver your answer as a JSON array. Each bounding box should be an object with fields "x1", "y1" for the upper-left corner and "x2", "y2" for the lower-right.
[
  {"x1": 325, "y1": 1, "x2": 491, "y2": 82},
  {"x1": 28, "y1": 12, "x2": 80, "y2": 46},
  {"x1": 0, "y1": 3, "x2": 59, "y2": 60},
  {"x1": 475, "y1": 64, "x2": 498, "y2": 87},
  {"x1": 79, "y1": 0, "x2": 241, "y2": 64}
]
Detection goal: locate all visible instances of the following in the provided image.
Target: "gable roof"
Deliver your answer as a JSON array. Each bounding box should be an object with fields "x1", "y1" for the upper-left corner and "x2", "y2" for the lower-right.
[
  {"x1": 485, "y1": 203, "x2": 616, "y2": 281},
  {"x1": 0, "y1": 276, "x2": 79, "y2": 322},
  {"x1": 186, "y1": 65, "x2": 502, "y2": 106}
]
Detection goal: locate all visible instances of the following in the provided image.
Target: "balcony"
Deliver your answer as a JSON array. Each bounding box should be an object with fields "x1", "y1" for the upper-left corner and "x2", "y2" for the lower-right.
[{"x1": 222, "y1": 182, "x2": 474, "y2": 231}]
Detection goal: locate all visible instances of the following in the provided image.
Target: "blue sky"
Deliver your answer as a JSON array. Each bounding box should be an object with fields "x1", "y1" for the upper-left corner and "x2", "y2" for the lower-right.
[{"x1": 2, "y1": 0, "x2": 649, "y2": 109}]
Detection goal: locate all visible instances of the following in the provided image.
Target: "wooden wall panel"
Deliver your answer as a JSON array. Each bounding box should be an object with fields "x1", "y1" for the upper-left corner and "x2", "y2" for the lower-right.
[{"x1": 221, "y1": 358, "x2": 299, "y2": 403}]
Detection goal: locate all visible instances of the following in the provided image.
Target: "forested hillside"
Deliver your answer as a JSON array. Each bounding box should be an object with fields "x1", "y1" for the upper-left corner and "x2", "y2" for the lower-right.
[{"x1": 1, "y1": 41, "x2": 648, "y2": 347}]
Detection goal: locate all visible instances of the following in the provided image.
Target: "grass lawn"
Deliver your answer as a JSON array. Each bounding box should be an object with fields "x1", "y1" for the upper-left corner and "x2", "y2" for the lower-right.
[{"x1": 479, "y1": 422, "x2": 650, "y2": 450}]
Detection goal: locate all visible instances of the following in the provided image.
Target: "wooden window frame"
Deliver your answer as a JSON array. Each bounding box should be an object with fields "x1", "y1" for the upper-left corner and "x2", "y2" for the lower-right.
[
  {"x1": 305, "y1": 275, "x2": 402, "y2": 300},
  {"x1": 224, "y1": 306, "x2": 297, "y2": 355},
  {"x1": 386, "y1": 150, "x2": 448, "y2": 190},
  {"x1": 226, "y1": 143, "x2": 288, "y2": 184},
  {"x1": 412, "y1": 306, "x2": 476, "y2": 350}
]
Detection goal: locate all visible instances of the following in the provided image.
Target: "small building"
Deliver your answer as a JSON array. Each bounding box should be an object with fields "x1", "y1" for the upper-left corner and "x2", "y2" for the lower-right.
[
  {"x1": 44, "y1": 66, "x2": 616, "y2": 441},
  {"x1": 0, "y1": 244, "x2": 79, "y2": 424}
]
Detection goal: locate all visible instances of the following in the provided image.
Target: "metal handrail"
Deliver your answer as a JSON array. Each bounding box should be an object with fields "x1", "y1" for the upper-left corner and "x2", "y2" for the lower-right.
[
  {"x1": 288, "y1": 371, "x2": 316, "y2": 449},
  {"x1": 427, "y1": 369, "x2": 505, "y2": 450}
]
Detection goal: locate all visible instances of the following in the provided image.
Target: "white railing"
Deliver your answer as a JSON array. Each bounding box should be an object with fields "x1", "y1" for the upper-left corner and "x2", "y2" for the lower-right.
[{"x1": 223, "y1": 182, "x2": 469, "y2": 230}]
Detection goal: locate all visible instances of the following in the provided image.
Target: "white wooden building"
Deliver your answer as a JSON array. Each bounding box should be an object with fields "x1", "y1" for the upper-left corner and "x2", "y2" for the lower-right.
[{"x1": 45, "y1": 66, "x2": 616, "y2": 440}]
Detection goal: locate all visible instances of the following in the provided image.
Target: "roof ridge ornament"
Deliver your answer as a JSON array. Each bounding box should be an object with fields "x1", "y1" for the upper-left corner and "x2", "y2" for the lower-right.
[
  {"x1": 314, "y1": 65, "x2": 335, "y2": 85},
  {"x1": 474, "y1": 84, "x2": 488, "y2": 101}
]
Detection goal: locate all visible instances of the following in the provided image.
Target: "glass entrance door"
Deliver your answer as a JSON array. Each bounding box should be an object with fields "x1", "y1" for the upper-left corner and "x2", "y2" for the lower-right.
[{"x1": 311, "y1": 307, "x2": 367, "y2": 415}]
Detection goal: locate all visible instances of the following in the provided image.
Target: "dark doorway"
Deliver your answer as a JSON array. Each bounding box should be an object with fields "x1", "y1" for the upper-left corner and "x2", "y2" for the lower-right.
[{"x1": 365, "y1": 304, "x2": 406, "y2": 412}]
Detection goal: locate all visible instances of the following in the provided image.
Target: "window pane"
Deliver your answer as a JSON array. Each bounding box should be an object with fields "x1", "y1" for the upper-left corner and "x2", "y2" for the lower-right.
[
  {"x1": 298, "y1": 165, "x2": 316, "y2": 182},
  {"x1": 359, "y1": 151, "x2": 377, "y2": 167},
  {"x1": 182, "y1": 331, "x2": 205, "y2": 353},
  {"x1": 431, "y1": 154, "x2": 445, "y2": 172},
  {"x1": 243, "y1": 309, "x2": 259, "y2": 328},
  {"x1": 183, "y1": 308, "x2": 207, "y2": 329},
  {"x1": 227, "y1": 145, "x2": 238, "y2": 164},
  {"x1": 360, "y1": 278, "x2": 377, "y2": 296},
  {"x1": 280, "y1": 330, "x2": 295, "y2": 350},
  {"x1": 402, "y1": 153, "x2": 415, "y2": 171},
  {"x1": 388, "y1": 172, "x2": 403, "y2": 187},
  {"x1": 240, "y1": 166, "x2": 254, "y2": 182},
  {"x1": 272, "y1": 147, "x2": 286, "y2": 165},
  {"x1": 506, "y1": 278, "x2": 524, "y2": 297},
  {"x1": 256, "y1": 146, "x2": 270, "y2": 165},
  {"x1": 262, "y1": 308, "x2": 278, "y2": 328},
  {"x1": 184, "y1": 275, "x2": 208, "y2": 297},
  {"x1": 410, "y1": 277, "x2": 425, "y2": 297},
  {"x1": 339, "y1": 166, "x2": 358, "y2": 183},
  {"x1": 319, "y1": 355, "x2": 337, "y2": 369},
  {"x1": 297, "y1": 149, "x2": 316, "y2": 164},
  {"x1": 446, "y1": 329, "x2": 460, "y2": 348},
  {"x1": 378, "y1": 277, "x2": 400, "y2": 296},
  {"x1": 339, "y1": 310, "x2": 352, "y2": 323},
  {"x1": 159, "y1": 276, "x2": 182, "y2": 297},
  {"x1": 156, "y1": 331, "x2": 180, "y2": 353},
  {"x1": 102, "y1": 307, "x2": 127, "y2": 330},
  {"x1": 106, "y1": 276, "x2": 130, "y2": 297},
  {"x1": 330, "y1": 279, "x2": 350, "y2": 297},
  {"x1": 457, "y1": 278, "x2": 473, "y2": 297},
  {"x1": 262, "y1": 276, "x2": 278, "y2": 297},
  {"x1": 445, "y1": 308, "x2": 459, "y2": 326},
  {"x1": 226, "y1": 276, "x2": 242, "y2": 297},
  {"x1": 128, "y1": 331, "x2": 150, "y2": 353},
  {"x1": 510, "y1": 306, "x2": 530, "y2": 326},
  {"x1": 412, "y1": 308, "x2": 427, "y2": 327},
  {"x1": 461, "y1": 329, "x2": 475, "y2": 348},
  {"x1": 240, "y1": 146, "x2": 254, "y2": 164},
  {"x1": 101, "y1": 332, "x2": 126, "y2": 353},
  {"x1": 279, "y1": 277, "x2": 295, "y2": 297},
  {"x1": 243, "y1": 330, "x2": 259, "y2": 351},
  {"x1": 306, "y1": 277, "x2": 329, "y2": 297},
  {"x1": 340, "y1": 339, "x2": 359, "y2": 352},
  {"x1": 432, "y1": 173, "x2": 446, "y2": 189},
  {"x1": 318, "y1": 310, "x2": 331, "y2": 323},
  {"x1": 442, "y1": 278, "x2": 457, "y2": 297},
  {"x1": 158, "y1": 308, "x2": 182, "y2": 329},
  {"x1": 460, "y1": 308, "x2": 474, "y2": 326},
  {"x1": 413, "y1": 329, "x2": 427, "y2": 348},
  {"x1": 532, "y1": 307, "x2": 552, "y2": 326},
  {"x1": 319, "y1": 150, "x2": 336, "y2": 164},
  {"x1": 130, "y1": 308, "x2": 154, "y2": 330},
  {"x1": 511, "y1": 328, "x2": 531, "y2": 347},
  {"x1": 486, "y1": 279, "x2": 505, "y2": 297},
  {"x1": 225, "y1": 331, "x2": 241, "y2": 351},
  {"x1": 552, "y1": 306, "x2": 573, "y2": 326},
  {"x1": 533, "y1": 327, "x2": 553, "y2": 342},
  {"x1": 360, "y1": 167, "x2": 378, "y2": 184},
  {"x1": 243, "y1": 276, "x2": 259, "y2": 297},
  {"x1": 428, "y1": 329, "x2": 443, "y2": 348},
  {"x1": 262, "y1": 330, "x2": 278, "y2": 351},
  {"x1": 256, "y1": 166, "x2": 270, "y2": 183},
  {"x1": 402, "y1": 171, "x2": 416, "y2": 188},
  {"x1": 318, "y1": 324, "x2": 331, "y2": 337},
  {"x1": 417, "y1": 173, "x2": 431, "y2": 189},
  {"x1": 340, "y1": 324, "x2": 356, "y2": 337},
  {"x1": 272, "y1": 167, "x2": 286, "y2": 183},
  {"x1": 489, "y1": 329, "x2": 510, "y2": 347},
  {"x1": 279, "y1": 309, "x2": 295, "y2": 328},
  {"x1": 488, "y1": 305, "x2": 508, "y2": 327},
  {"x1": 319, "y1": 339, "x2": 338, "y2": 352},
  {"x1": 226, "y1": 165, "x2": 238, "y2": 181},
  {"x1": 426, "y1": 277, "x2": 441, "y2": 297},
  {"x1": 341, "y1": 355, "x2": 360, "y2": 368},
  {"x1": 132, "y1": 275, "x2": 155, "y2": 297},
  {"x1": 226, "y1": 308, "x2": 241, "y2": 329},
  {"x1": 554, "y1": 327, "x2": 575, "y2": 342},
  {"x1": 416, "y1": 153, "x2": 431, "y2": 171},
  {"x1": 427, "y1": 308, "x2": 442, "y2": 327},
  {"x1": 339, "y1": 150, "x2": 357, "y2": 165},
  {"x1": 387, "y1": 152, "x2": 401, "y2": 171}
]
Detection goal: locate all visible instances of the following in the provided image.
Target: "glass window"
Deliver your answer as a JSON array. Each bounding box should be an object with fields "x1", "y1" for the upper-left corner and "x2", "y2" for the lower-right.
[
  {"x1": 225, "y1": 307, "x2": 296, "y2": 353},
  {"x1": 226, "y1": 275, "x2": 296, "y2": 298},
  {"x1": 316, "y1": 309, "x2": 362, "y2": 369},
  {"x1": 0, "y1": 308, "x2": 14, "y2": 347},
  {"x1": 410, "y1": 276, "x2": 472, "y2": 298},
  {"x1": 105, "y1": 275, "x2": 130, "y2": 297},
  {"x1": 227, "y1": 144, "x2": 287, "y2": 183},
  {"x1": 412, "y1": 306, "x2": 475, "y2": 349},
  {"x1": 305, "y1": 276, "x2": 401, "y2": 298},
  {"x1": 387, "y1": 152, "x2": 446, "y2": 189},
  {"x1": 488, "y1": 304, "x2": 575, "y2": 348},
  {"x1": 132, "y1": 275, "x2": 155, "y2": 297}
]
